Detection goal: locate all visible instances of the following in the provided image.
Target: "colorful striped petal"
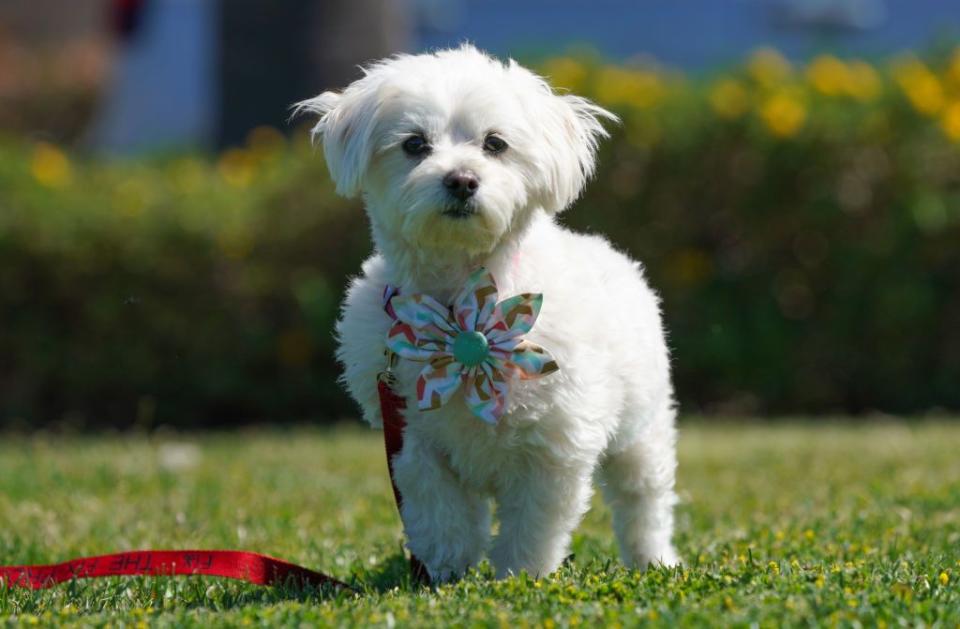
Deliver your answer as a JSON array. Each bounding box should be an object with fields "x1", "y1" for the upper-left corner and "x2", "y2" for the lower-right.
[
  {"x1": 507, "y1": 340, "x2": 560, "y2": 379},
  {"x1": 464, "y1": 361, "x2": 510, "y2": 424},
  {"x1": 390, "y1": 293, "x2": 458, "y2": 341},
  {"x1": 386, "y1": 321, "x2": 448, "y2": 361},
  {"x1": 452, "y1": 268, "x2": 499, "y2": 332},
  {"x1": 416, "y1": 355, "x2": 465, "y2": 411},
  {"x1": 485, "y1": 293, "x2": 544, "y2": 344}
]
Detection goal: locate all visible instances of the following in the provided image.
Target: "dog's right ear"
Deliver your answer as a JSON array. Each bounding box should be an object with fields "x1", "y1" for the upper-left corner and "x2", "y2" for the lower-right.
[{"x1": 294, "y1": 86, "x2": 377, "y2": 198}]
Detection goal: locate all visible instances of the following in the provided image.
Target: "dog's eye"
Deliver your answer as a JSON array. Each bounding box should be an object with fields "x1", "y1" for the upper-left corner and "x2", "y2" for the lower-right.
[
  {"x1": 402, "y1": 135, "x2": 430, "y2": 156},
  {"x1": 483, "y1": 134, "x2": 508, "y2": 154}
]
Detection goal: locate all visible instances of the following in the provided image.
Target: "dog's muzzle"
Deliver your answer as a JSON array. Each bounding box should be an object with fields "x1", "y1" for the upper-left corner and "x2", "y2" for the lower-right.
[{"x1": 441, "y1": 201, "x2": 478, "y2": 219}]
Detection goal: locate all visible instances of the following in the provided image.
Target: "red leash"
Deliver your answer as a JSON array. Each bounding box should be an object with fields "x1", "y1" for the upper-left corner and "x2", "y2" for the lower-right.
[
  {"x1": 0, "y1": 550, "x2": 350, "y2": 591},
  {"x1": 1, "y1": 287, "x2": 430, "y2": 591},
  {"x1": 378, "y1": 379, "x2": 430, "y2": 585}
]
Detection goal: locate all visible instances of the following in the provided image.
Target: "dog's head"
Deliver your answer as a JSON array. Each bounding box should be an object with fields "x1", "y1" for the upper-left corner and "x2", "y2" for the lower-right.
[{"x1": 296, "y1": 45, "x2": 616, "y2": 257}]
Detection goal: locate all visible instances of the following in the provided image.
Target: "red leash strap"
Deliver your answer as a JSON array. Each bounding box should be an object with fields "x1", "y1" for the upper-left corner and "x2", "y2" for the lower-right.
[
  {"x1": 378, "y1": 379, "x2": 431, "y2": 585},
  {"x1": 0, "y1": 550, "x2": 351, "y2": 591}
]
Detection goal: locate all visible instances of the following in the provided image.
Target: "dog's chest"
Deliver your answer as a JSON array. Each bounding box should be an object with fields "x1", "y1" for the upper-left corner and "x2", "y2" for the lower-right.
[
  {"x1": 392, "y1": 359, "x2": 555, "y2": 486},
  {"x1": 413, "y1": 409, "x2": 539, "y2": 490}
]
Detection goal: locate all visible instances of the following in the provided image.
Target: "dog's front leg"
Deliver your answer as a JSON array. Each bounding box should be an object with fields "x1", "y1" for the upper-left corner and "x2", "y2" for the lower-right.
[
  {"x1": 392, "y1": 433, "x2": 491, "y2": 582},
  {"x1": 489, "y1": 459, "x2": 594, "y2": 579}
]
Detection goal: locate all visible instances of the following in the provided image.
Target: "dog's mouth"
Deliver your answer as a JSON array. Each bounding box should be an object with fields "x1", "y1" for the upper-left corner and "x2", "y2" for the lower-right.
[
  {"x1": 409, "y1": 197, "x2": 501, "y2": 253},
  {"x1": 441, "y1": 200, "x2": 478, "y2": 219}
]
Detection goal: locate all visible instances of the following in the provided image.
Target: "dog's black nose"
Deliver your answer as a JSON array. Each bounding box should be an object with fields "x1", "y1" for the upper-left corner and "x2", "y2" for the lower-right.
[{"x1": 443, "y1": 170, "x2": 479, "y2": 201}]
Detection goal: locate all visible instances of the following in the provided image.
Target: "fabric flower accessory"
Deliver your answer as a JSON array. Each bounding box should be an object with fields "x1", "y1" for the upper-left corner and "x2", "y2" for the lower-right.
[{"x1": 385, "y1": 268, "x2": 559, "y2": 424}]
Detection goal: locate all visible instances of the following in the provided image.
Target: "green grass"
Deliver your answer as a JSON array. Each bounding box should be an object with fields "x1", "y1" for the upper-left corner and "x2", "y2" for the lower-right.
[{"x1": 0, "y1": 422, "x2": 958, "y2": 627}]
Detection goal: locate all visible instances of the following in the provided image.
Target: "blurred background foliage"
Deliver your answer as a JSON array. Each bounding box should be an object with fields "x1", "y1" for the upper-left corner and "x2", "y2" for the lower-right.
[{"x1": 2, "y1": 47, "x2": 960, "y2": 428}]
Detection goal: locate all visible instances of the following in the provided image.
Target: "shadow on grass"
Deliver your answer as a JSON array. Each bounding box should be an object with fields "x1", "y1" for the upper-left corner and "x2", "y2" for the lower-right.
[{"x1": 353, "y1": 552, "x2": 430, "y2": 594}]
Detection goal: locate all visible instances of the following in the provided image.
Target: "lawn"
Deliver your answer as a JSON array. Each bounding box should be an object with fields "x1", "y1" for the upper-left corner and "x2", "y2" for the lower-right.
[{"x1": 0, "y1": 421, "x2": 957, "y2": 627}]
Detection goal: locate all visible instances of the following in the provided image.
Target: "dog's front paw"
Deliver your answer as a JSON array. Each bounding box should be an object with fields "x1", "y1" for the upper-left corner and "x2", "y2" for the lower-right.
[
  {"x1": 423, "y1": 561, "x2": 464, "y2": 584},
  {"x1": 489, "y1": 543, "x2": 567, "y2": 580},
  {"x1": 637, "y1": 545, "x2": 682, "y2": 570},
  {"x1": 406, "y1": 534, "x2": 484, "y2": 584},
  {"x1": 411, "y1": 547, "x2": 476, "y2": 584}
]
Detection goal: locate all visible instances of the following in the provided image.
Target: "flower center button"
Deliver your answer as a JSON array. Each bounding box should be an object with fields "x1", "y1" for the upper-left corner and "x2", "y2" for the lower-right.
[{"x1": 452, "y1": 330, "x2": 489, "y2": 367}]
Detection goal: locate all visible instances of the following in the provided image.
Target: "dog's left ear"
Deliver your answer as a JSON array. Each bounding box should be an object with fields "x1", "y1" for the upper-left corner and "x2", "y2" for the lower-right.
[
  {"x1": 532, "y1": 79, "x2": 619, "y2": 213},
  {"x1": 294, "y1": 81, "x2": 380, "y2": 198}
]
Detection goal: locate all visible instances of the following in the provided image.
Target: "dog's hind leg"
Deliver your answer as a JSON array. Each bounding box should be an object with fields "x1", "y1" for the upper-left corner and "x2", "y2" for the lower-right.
[{"x1": 599, "y1": 402, "x2": 680, "y2": 569}]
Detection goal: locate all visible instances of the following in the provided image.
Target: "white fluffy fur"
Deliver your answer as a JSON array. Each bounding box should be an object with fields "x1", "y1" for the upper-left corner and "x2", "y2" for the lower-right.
[{"x1": 299, "y1": 45, "x2": 679, "y2": 581}]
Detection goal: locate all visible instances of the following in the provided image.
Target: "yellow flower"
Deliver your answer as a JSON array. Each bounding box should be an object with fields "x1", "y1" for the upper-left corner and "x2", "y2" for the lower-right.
[
  {"x1": 31, "y1": 142, "x2": 72, "y2": 188},
  {"x1": 595, "y1": 66, "x2": 665, "y2": 108},
  {"x1": 807, "y1": 56, "x2": 880, "y2": 101},
  {"x1": 940, "y1": 102, "x2": 960, "y2": 141},
  {"x1": 748, "y1": 48, "x2": 792, "y2": 87},
  {"x1": 807, "y1": 55, "x2": 849, "y2": 96},
  {"x1": 709, "y1": 79, "x2": 750, "y2": 119},
  {"x1": 894, "y1": 58, "x2": 944, "y2": 116},
  {"x1": 907, "y1": 74, "x2": 944, "y2": 114},
  {"x1": 939, "y1": 571, "x2": 950, "y2": 586},
  {"x1": 845, "y1": 61, "x2": 881, "y2": 102},
  {"x1": 543, "y1": 57, "x2": 588, "y2": 92},
  {"x1": 761, "y1": 92, "x2": 806, "y2": 138},
  {"x1": 947, "y1": 47, "x2": 960, "y2": 87},
  {"x1": 768, "y1": 561, "x2": 780, "y2": 575}
]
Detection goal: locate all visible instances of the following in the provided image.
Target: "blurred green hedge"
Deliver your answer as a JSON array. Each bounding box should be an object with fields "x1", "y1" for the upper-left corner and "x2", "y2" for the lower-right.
[{"x1": 3, "y1": 49, "x2": 960, "y2": 427}]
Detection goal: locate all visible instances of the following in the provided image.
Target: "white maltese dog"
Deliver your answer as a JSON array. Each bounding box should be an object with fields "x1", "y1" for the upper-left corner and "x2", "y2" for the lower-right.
[{"x1": 298, "y1": 45, "x2": 679, "y2": 581}]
